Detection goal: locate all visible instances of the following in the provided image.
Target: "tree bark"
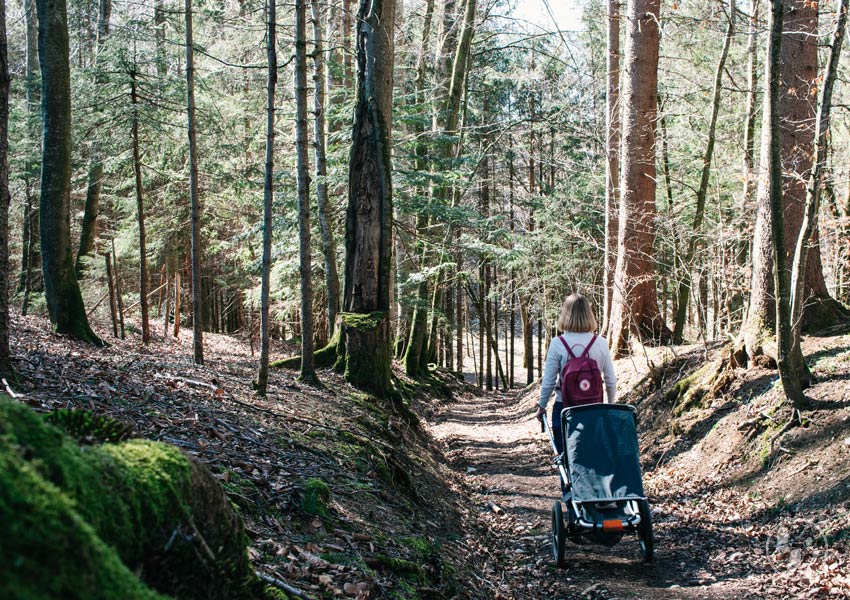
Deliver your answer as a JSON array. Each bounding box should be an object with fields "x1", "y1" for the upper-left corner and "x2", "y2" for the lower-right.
[
  {"x1": 311, "y1": 0, "x2": 341, "y2": 341},
  {"x1": 672, "y1": 0, "x2": 735, "y2": 343},
  {"x1": 19, "y1": 0, "x2": 42, "y2": 304},
  {"x1": 295, "y1": 0, "x2": 316, "y2": 382},
  {"x1": 130, "y1": 68, "x2": 150, "y2": 344},
  {"x1": 608, "y1": 0, "x2": 671, "y2": 356},
  {"x1": 602, "y1": 0, "x2": 619, "y2": 335},
  {"x1": 172, "y1": 267, "x2": 180, "y2": 337},
  {"x1": 741, "y1": 0, "x2": 845, "y2": 363},
  {"x1": 154, "y1": 0, "x2": 166, "y2": 77},
  {"x1": 343, "y1": 0, "x2": 352, "y2": 88},
  {"x1": 0, "y1": 0, "x2": 12, "y2": 374},
  {"x1": 338, "y1": 0, "x2": 395, "y2": 396},
  {"x1": 104, "y1": 252, "x2": 118, "y2": 338},
  {"x1": 36, "y1": 0, "x2": 103, "y2": 346},
  {"x1": 789, "y1": 0, "x2": 848, "y2": 386},
  {"x1": 112, "y1": 237, "x2": 124, "y2": 338},
  {"x1": 256, "y1": 0, "x2": 277, "y2": 396},
  {"x1": 765, "y1": 0, "x2": 804, "y2": 406},
  {"x1": 186, "y1": 0, "x2": 204, "y2": 364}
]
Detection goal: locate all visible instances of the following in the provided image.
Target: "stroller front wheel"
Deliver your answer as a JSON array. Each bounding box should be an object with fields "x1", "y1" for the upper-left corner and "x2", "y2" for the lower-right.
[
  {"x1": 637, "y1": 499, "x2": 654, "y2": 563},
  {"x1": 552, "y1": 500, "x2": 567, "y2": 569}
]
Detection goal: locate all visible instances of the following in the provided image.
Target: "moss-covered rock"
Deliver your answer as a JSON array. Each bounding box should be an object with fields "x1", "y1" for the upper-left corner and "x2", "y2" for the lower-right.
[
  {"x1": 0, "y1": 397, "x2": 269, "y2": 600},
  {"x1": 0, "y1": 443, "x2": 169, "y2": 600}
]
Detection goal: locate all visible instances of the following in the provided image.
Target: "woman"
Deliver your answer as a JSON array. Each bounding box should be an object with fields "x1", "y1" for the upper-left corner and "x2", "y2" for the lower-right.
[{"x1": 534, "y1": 293, "x2": 617, "y2": 483}]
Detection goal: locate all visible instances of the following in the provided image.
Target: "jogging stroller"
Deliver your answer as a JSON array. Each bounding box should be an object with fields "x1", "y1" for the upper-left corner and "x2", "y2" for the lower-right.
[{"x1": 541, "y1": 403, "x2": 654, "y2": 567}]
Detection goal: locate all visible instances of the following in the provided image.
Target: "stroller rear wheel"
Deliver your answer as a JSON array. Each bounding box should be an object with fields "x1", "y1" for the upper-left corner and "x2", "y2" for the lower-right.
[
  {"x1": 552, "y1": 500, "x2": 567, "y2": 569},
  {"x1": 637, "y1": 499, "x2": 654, "y2": 562}
]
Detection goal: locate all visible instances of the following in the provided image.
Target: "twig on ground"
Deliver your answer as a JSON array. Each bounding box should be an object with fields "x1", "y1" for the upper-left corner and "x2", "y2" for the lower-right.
[
  {"x1": 3, "y1": 378, "x2": 23, "y2": 398},
  {"x1": 257, "y1": 572, "x2": 313, "y2": 600}
]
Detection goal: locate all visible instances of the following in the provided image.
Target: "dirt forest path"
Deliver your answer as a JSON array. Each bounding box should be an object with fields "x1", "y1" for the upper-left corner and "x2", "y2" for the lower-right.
[{"x1": 428, "y1": 385, "x2": 761, "y2": 600}]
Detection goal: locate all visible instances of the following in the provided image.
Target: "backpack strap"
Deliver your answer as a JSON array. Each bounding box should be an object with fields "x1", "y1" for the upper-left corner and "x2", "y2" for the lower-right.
[
  {"x1": 558, "y1": 335, "x2": 577, "y2": 360},
  {"x1": 581, "y1": 334, "x2": 598, "y2": 358},
  {"x1": 559, "y1": 334, "x2": 598, "y2": 359}
]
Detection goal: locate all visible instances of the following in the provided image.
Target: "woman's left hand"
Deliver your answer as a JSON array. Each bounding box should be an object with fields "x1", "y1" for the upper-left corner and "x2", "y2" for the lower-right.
[{"x1": 534, "y1": 405, "x2": 545, "y2": 423}]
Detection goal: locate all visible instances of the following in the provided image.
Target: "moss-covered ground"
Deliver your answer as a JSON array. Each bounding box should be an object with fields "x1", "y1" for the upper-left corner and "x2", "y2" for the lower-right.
[{"x1": 0, "y1": 397, "x2": 272, "y2": 600}]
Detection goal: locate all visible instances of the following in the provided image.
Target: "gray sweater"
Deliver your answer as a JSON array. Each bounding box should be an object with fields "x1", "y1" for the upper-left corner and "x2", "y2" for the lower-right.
[{"x1": 538, "y1": 332, "x2": 617, "y2": 409}]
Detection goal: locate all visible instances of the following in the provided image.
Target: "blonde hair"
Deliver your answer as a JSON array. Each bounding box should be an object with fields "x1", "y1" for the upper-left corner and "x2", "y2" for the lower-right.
[{"x1": 557, "y1": 293, "x2": 597, "y2": 333}]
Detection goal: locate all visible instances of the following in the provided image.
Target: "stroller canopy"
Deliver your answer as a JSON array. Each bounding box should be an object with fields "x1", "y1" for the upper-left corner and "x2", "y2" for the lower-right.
[{"x1": 562, "y1": 404, "x2": 646, "y2": 502}]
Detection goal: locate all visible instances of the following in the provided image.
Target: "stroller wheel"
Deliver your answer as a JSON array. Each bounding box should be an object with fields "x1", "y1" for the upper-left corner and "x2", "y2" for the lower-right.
[
  {"x1": 637, "y1": 499, "x2": 654, "y2": 562},
  {"x1": 552, "y1": 500, "x2": 567, "y2": 569}
]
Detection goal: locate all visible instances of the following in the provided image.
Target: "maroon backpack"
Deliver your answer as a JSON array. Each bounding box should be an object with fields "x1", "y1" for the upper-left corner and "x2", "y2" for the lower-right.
[{"x1": 558, "y1": 335, "x2": 603, "y2": 407}]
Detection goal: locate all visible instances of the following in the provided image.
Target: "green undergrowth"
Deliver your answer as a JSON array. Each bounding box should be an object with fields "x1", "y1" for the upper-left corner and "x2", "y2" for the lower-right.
[{"x1": 0, "y1": 397, "x2": 276, "y2": 600}]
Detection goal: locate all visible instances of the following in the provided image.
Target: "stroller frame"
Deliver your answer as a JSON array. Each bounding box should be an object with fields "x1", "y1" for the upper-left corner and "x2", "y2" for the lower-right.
[{"x1": 542, "y1": 403, "x2": 654, "y2": 567}]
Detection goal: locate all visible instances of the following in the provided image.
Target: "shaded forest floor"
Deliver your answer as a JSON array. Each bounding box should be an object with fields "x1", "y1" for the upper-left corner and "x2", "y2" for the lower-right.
[{"x1": 6, "y1": 312, "x2": 850, "y2": 599}]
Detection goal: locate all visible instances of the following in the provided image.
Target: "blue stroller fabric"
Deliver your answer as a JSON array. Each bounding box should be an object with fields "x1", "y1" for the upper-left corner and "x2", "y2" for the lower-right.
[{"x1": 561, "y1": 404, "x2": 645, "y2": 502}]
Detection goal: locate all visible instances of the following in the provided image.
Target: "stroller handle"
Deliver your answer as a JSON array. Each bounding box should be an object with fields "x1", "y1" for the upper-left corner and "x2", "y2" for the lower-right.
[{"x1": 540, "y1": 413, "x2": 571, "y2": 487}]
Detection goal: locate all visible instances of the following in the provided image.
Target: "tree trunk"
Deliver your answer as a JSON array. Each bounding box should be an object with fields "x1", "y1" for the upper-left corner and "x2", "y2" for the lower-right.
[
  {"x1": 311, "y1": 0, "x2": 341, "y2": 341},
  {"x1": 342, "y1": 0, "x2": 352, "y2": 88},
  {"x1": 741, "y1": 0, "x2": 843, "y2": 363},
  {"x1": 130, "y1": 68, "x2": 150, "y2": 344},
  {"x1": 173, "y1": 267, "x2": 180, "y2": 337},
  {"x1": 186, "y1": 0, "x2": 204, "y2": 364},
  {"x1": 521, "y1": 299, "x2": 533, "y2": 383},
  {"x1": 36, "y1": 0, "x2": 103, "y2": 346},
  {"x1": 338, "y1": 0, "x2": 395, "y2": 396},
  {"x1": 673, "y1": 0, "x2": 735, "y2": 343},
  {"x1": 765, "y1": 0, "x2": 804, "y2": 406},
  {"x1": 104, "y1": 251, "x2": 118, "y2": 338},
  {"x1": 789, "y1": 0, "x2": 848, "y2": 389},
  {"x1": 608, "y1": 0, "x2": 671, "y2": 356},
  {"x1": 255, "y1": 0, "x2": 277, "y2": 396},
  {"x1": 75, "y1": 0, "x2": 110, "y2": 278},
  {"x1": 19, "y1": 0, "x2": 42, "y2": 304},
  {"x1": 295, "y1": 0, "x2": 316, "y2": 382},
  {"x1": 162, "y1": 271, "x2": 171, "y2": 338},
  {"x1": 154, "y1": 0, "x2": 166, "y2": 76},
  {"x1": 602, "y1": 0, "x2": 619, "y2": 335},
  {"x1": 112, "y1": 237, "x2": 124, "y2": 338},
  {"x1": 0, "y1": 0, "x2": 11, "y2": 375},
  {"x1": 740, "y1": 0, "x2": 759, "y2": 243},
  {"x1": 456, "y1": 258, "x2": 463, "y2": 373}
]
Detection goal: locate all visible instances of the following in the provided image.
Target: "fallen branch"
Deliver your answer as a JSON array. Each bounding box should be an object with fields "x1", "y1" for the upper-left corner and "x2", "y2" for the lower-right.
[
  {"x1": 257, "y1": 572, "x2": 313, "y2": 600},
  {"x1": 86, "y1": 289, "x2": 112, "y2": 317},
  {"x1": 124, "y1": 281, "x2": 169, "y2": 312},
  {"x1": 154, "y1": 373, "x2": 221, "y2": 392},
  {"x1": 3, "y1": 378, "x2": 23, "y2": 399}
]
